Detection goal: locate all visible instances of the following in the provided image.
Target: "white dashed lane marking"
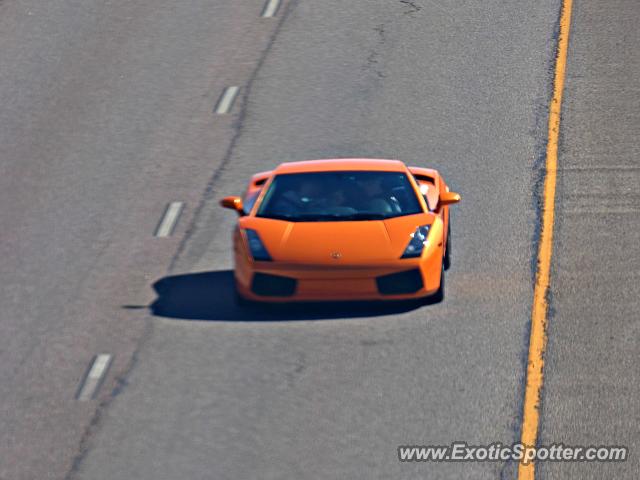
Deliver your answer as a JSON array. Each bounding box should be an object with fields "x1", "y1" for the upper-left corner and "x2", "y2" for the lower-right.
[
  {"x1": 76, "y1": 354, "x2": 112, "y2": 401},
  {"x1": 261, "y1": 0, "x2": 281, "y2": 18},
  {"x1": 214, "y1": 86, "x2": 240, "y2": 114},
  {"x1": 155, "y1": 202, "x2": 184, "y2": 237}
]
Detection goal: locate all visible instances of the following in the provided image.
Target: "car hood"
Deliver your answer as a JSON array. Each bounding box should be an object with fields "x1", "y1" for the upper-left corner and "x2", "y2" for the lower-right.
[{"x1": 240, "y1": 213, "x2": 436, "y2": 264}]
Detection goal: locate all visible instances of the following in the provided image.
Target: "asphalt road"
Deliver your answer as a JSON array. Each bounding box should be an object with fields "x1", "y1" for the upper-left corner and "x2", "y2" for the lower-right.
[
  {"x1": 0, "y1": 0, "x2": 637, "y2": 479},
  {"x1": 538, "y1": 0, "x2": 640, "y2": 478},
  {"x1": 0, "y1": 0, "x2": 281, "y2": 478}
]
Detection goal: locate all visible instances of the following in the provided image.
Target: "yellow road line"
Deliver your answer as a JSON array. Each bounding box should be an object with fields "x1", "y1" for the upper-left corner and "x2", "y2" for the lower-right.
[{"x1": 518, "y1": 0, "x2": 574, "y2": 479}]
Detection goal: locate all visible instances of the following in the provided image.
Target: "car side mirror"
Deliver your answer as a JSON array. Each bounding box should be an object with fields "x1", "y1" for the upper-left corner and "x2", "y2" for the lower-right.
[
  {"x1": 439, "y1": 191, "x2": 461, "y2": 206},
  {"x1": 220, "y1": 196, "x2": 244, "y2": 215}
]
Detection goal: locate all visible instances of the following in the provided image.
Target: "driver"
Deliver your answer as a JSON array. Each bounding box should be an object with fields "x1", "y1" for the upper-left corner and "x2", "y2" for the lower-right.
[
  {"x1": 270, "y1": 178, "x2": 322, "y2": 215},
  {"x1": 357, "y1": 176, "x2": 398, "y2": 214}
]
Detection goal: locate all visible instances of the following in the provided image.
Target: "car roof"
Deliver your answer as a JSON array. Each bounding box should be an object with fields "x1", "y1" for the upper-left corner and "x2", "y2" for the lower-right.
[{"x1": 273, "y1": 158, "x2": 408, "y2": 174}]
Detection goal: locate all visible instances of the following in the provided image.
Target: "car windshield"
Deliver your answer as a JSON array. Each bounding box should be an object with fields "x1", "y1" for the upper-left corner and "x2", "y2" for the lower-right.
[{"x1": 257, "y1": 171, "x2": 423, "y2": 221}]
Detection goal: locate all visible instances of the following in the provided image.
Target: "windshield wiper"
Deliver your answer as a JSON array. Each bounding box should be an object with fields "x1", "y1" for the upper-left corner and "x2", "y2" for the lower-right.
[
  {"x1": 257, "y1": 213, "x2": 336, "y2": 222},
  {"x1": 258, "y1": 214, "x2": 295, "y2": 221},
  {"x1": 293, "y1": 213, "x2": 388, "y2": 221},
  {"x1": 337, "y1": 213, "x2": 388, "y2": 220},
  {"x1": 260, "y1": 213, "x2": 391, "y2": 222}
]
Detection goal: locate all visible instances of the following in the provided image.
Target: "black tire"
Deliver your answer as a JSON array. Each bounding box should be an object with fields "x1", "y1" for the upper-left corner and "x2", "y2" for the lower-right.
[
  {"x1": 429, "y1": 263, "x2": 445, "y2": 303},
  {"x1": 443, "y1": 220, "x2": 452, "y2": 271}
]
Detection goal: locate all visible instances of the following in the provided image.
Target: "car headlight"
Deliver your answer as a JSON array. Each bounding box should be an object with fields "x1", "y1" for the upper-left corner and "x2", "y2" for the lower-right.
[
  {"x1": 244, "y1": 229, "x2": 272, "y2": 261},
  {"x1": 401, "y1": 225, "x2": 431, "y2": 258}
]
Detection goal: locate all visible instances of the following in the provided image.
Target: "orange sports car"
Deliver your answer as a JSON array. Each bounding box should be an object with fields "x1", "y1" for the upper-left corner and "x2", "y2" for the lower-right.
[{"x1": 220, "y1": 159, "x2": 460, "y2": 304}]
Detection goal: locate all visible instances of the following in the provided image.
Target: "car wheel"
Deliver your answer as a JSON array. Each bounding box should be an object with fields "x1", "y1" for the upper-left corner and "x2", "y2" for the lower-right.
[
  {"x1": 443, "y1": 221, "x2": 452, "y2": 271},
  {"x1": 429, "y1": 263, "x2": 445, "y2": 303}
]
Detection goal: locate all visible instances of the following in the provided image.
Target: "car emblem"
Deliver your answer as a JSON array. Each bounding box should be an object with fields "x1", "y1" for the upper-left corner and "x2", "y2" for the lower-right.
[{"x1": 330, "y1": 252, "x2": 342, "y2": 260}]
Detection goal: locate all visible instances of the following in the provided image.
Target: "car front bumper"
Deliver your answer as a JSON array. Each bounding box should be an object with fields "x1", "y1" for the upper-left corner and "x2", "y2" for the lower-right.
[{"x1": 234, "y1": 253, "x2": 443, "y2": 303}]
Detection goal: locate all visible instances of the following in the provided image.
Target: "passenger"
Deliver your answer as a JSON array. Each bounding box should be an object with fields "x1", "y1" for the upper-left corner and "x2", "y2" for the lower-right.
[{"x1": 357, "y1": 176, "x2": 394, "y2": 214}]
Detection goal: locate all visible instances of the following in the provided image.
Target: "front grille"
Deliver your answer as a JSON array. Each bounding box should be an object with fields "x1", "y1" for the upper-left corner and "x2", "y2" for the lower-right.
[
  {"x1": 376, "y1": 269, "x2": 423, "y2": 295},
  {"x1": 251, "y1": 273, "x2": 297, "y2": 297}
]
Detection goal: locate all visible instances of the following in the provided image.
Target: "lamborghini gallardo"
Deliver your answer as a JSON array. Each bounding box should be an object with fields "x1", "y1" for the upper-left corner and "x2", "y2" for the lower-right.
[{"x1": 220, "y1": 159, "x2": 460, "y2": 304}]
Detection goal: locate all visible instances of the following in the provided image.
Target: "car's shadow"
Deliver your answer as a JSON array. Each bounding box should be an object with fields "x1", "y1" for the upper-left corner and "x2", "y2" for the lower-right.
[{"x1": 145, "y1": 270, "x2": 433, "y2": 321}]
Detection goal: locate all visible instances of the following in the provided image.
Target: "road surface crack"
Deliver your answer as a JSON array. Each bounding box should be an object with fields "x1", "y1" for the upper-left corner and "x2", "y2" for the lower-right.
[
  {"x1": 362, "y1": 24, "x2": 387, "y2": 79},
  {"x1": 399, "y1": 0, "x2": 422, "y2": 16}
]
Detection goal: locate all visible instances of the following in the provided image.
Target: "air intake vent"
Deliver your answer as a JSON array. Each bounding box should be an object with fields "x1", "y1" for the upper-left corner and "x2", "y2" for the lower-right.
[
  {"x1": 376, "y1": 269, "x2": 423, "y2": 295},
  {"x1": 251, "y1": 273, "x2": 297, "y2": 296}
]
